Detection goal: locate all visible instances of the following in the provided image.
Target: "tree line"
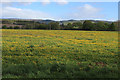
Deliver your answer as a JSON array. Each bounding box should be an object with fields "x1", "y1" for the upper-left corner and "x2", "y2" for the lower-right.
[{"x1": 2, "y1": 20, "x2": 118, "y2": 31}]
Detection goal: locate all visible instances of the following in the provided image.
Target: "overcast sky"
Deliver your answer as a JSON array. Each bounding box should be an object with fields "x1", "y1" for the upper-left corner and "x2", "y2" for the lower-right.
[{"x1": 0, "y1": 1, "x2": 118, "y2": 21}]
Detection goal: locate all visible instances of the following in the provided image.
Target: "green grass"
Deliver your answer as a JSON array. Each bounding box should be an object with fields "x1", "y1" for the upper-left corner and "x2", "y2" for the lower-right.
[{"x1": 2, "y1": 29, "x2": 118, "y2": 78}]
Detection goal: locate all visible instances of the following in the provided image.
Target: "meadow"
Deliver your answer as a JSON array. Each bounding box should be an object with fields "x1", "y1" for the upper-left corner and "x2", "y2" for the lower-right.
[{"x1": 2, "y1": 29, "x2": 118, "y2": 78}]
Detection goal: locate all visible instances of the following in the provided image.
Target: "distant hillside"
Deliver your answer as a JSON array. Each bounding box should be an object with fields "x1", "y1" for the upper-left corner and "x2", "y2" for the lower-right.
[
  {"x1": 33, "y1": 19, "x2": 114, "y2": 25},
  {"x1": 1, "y1": 18, "x2": 118, "y2": 31},
  {"x1": 59, "y1": 20, "x2": 114, "y2": 25},
  {"x1": 35, "y1": 19, "x2": 55, "y2": 24},
  {"x1": 1, "y1": 18, "x2": 114, "y2": 25}
]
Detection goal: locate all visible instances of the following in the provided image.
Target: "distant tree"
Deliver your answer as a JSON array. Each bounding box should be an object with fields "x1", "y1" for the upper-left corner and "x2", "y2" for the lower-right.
[
  {"x1": 41, "y1": 24, "x2": 48, "y2": 29},
  {"x1": 72, "y1": 22, "x2": 83, "y2": 30},
  {"x1": 48, "y1": 22, "x2": 60, "y2": 30},
  {"x1": 60, "y1": 23, "x2": 65, "y2": 30},
  {"x1": 104, "y1": 23, "x2": 110, "y2": 31},
  {"x1": 90, "y1": 23, "x2": 97, "y2": 31},
  {"x1": 95, "y1": 21, "x2": 107, "y2": 31},
  {"x1": 14, "y1": 26, "x2": 20, "y2": 29},
  {"x1": 113, "y1": 22, "x2": 118, "y2": 31},
  {"x1": 2, "y1": 25, "x2": 7, "y2": 29},
  {"x1": 2, "y1": 19, "x2": 15, "y2": 24},
  {"x1": 64, "y1": 23, "x2": 71, "y2": 30},
  {"x1": 24, "y1": 24, "x2": 34, "y2": 29},
  {"x1": 108, "y1": 22, "x2": 116, "y2": 31},
  {"x1": 67, "y1": 23, "x2": 73, "y2": 30},
  {"x1": 83, "y1": 20, "x2": 94, "y2": 30},
  {"x1": 35, "y1": 23, "x2": 48, "y2": 29},
  {"x1": 21, "y1": 26, "x2": 25, "y2": 29},
  {"x1": 7, "y1": 26, "x2": 13, "y2": 29}
]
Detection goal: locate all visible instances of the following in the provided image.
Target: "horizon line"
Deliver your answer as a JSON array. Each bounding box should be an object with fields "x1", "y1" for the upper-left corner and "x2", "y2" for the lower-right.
[{"x1": 0, "y1": 18, "x2": 117, "y2": 22}]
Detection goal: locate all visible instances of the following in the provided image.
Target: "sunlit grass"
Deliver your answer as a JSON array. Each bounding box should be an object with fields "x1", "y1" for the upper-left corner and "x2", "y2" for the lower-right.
[{"x1": 2, "y1": 29, "x2": 118, "y2": 78}]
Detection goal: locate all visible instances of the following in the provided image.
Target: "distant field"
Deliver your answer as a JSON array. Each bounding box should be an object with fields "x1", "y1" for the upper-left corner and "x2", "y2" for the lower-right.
[{"x1": 2, "y1": 29, "x2": 118, "y2": 78}]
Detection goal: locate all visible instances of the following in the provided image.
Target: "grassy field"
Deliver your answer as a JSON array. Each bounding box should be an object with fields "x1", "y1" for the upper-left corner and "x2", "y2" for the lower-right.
[{"x1": 2, "y1": 29, "x2": 118, "y2": 78}]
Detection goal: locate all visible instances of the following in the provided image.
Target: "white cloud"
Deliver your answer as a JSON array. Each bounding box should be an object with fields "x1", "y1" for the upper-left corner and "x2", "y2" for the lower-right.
[
  {"x1": 1, "y1": 0, "x2": 38, "y2": 6},
  {"x1": 1, "y1": 2, "x2": 13, "y2": 7},
  {"x1": 1, "y1": 2, "x2": 35, "y2": 7},
  {"x1": 53, "y1": 0, "x2": 68, "y2": 5},
  {"x1": 0, "y1": 3, "x2": 115, "y2": 21},
  {"x1": 63, "y1": 4, "x2": 104, "y2": 20},
  {"x1": 41, "y1": 0, "x2": 50, "y2": 5},
  {"x1": 19, "y1": 2, "x2": 34, "y2": 5},
  {"x1": 80, "y1": 4, "x2": 99, "y2": 14},
  {"x1": 1, "y1": 7, "x2": 54, "y2": 19},
  {"x1": 1, "y1": 0, "x2": 68, "y2": 6},
  {"x1": 1, "y1": 0, "x2": 119, "y2": 2},
  {"x1": 1, "y1": 0, "x2": 38, "y2": 2}
]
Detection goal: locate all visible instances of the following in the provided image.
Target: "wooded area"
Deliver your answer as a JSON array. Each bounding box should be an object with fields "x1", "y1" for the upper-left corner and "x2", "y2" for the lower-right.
[{"x1": 1, "y1": 19, "x2": 118, "y2": 31}]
